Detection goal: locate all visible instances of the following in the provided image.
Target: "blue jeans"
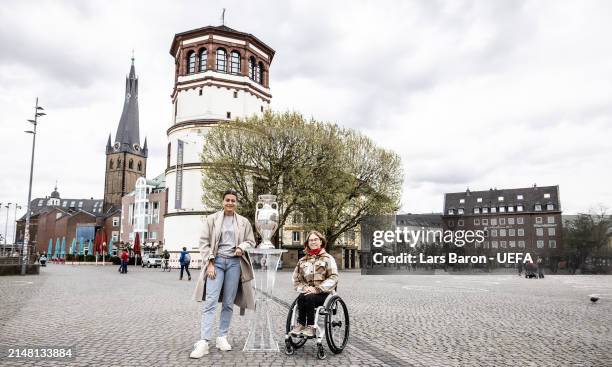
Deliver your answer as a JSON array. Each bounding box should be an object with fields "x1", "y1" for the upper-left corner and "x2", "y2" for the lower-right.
[{"x1": 201, "y1": 256, "x2": 241, "y2": 340}]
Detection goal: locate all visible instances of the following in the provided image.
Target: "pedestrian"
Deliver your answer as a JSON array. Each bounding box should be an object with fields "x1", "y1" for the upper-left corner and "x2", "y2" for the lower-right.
[
  {"x1": 517, "y1": 261, "x2": 523, "y2": 276},
  {"x1": 537, "y1": 256, "x2": 544, "y2": 278},
  {"x1": 179, "y1": 246, "x2": 192, "y2": 280},
  {"x1": 120, "y1": 249, "x2": 129, "y2": 274},
  {"x1": 40, "y1": 253, "x2": 47, "y2": 267},
  {"x1": 290, "y1": 230, "x2": 339, "y2": 337},
  {"x1": 190, "y1": 189, "x2": 256, "y2": 359}
]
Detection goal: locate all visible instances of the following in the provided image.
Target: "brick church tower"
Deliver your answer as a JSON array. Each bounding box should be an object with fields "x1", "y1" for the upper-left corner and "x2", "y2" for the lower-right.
[{"x1": 103, "y1": 57, "x2": 148, "y2": 213}]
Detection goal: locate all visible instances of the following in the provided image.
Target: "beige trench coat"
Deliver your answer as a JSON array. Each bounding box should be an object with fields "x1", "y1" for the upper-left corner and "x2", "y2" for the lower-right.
[{"x1": 192, "y1": 210, "x2": 256, "y2": 315}]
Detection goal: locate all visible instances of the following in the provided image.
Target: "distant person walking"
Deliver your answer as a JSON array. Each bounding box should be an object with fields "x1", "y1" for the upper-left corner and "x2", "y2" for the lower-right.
[
  {"x1": 517, "y1": 262, "x2": 523, "y2": 276},
  {"x1": 120, "y1": 249, "x2": 129, "y2": 274},
  {"x1": 180, "y1": 246, "x2": 192, "y2": 280},
  {"x1": 537, "y1": 256, "x2": 544, "y2": 279}
]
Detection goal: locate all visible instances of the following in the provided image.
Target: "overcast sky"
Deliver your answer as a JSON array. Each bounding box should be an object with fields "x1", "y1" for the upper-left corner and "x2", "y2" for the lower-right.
[{"x1": 1, "y1": 0, "x2": 611, "y2": 238}]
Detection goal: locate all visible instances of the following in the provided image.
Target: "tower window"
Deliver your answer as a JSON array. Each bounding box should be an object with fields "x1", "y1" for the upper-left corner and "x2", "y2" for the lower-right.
[
  {"x1": 216, "y1": 48, "x2": 227, "y2": 72},
  {"x1": 129, "y1": 159, "x2": 133, "y2": 169},
  {"x1": 117, "y1": 159, "x2": 121, "y2": 167},
  {"x1": 187, "y1": 51, "x2": 196, "y2": 74},
  {"x1": 226, "y1": 112, "x2": 231, "y2": 119},
  {"x1": 230, "y1": 51, "x2": 240, "y2": 74},
  {"x1": 257, "y1": 61, "x2": 264, "y2": 84},
  {"x1": 199, "y1": 89, "x2": 203, "y2": 96},
  {"x1": 109, "y1": 160, "x2": 114, "y2": 169},
  {"x1": 248, "y1": 57, "x2": 256, "y2": 80},
  {"x1": 233, "y1": 91, "x2": 238, "y2": 98},
  {"x1": 260, "y1": 105, "x2": 263, "y2": 112},
  {"x1": 137, "y1": 161, "x2": 142, "y2": 172},
  {"x1": 199, "y1": 48, "x2": 207, "y2": 72}
]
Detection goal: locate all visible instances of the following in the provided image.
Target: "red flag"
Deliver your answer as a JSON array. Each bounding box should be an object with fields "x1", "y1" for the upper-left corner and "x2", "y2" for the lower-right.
[{"x1": 134, "y1": 232, "x2": 141, "y2": 255}]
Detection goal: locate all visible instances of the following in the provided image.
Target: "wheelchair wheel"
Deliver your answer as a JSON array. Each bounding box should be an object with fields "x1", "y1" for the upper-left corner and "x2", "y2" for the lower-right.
[
  {"x1": 285, "y1": 297, "x2": 307, "y2": 349},
  {"x1": 325, "y1": 295, "x2": 349, "y2": 354}
]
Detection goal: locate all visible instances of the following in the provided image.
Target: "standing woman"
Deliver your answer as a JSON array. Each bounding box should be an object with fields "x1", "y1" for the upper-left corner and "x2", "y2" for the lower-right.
[
  {"x1": 190, "y1": 190, "x2": 256, "y2": 358},
  {"x1": 291, "y1": 230, "x2": 339, "y2": 337}
]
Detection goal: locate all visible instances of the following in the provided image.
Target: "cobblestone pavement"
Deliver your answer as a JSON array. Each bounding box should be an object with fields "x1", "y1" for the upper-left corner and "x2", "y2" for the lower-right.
[{"x1": 1, "y1": 264, "x2": 611, "y2": 366}]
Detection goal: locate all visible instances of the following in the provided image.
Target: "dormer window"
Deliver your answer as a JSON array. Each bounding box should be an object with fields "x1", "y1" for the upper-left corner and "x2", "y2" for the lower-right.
[
  {"x1": 508, "y1": 206, "x2": 514, "y2": 212},
  {"x1": 448, "y1": 209, "x2": 455, "y2": 215},
  {"x1": 535, "y1": 204, "x2": 542, "y2": 211},
  {"x1": 491, "y1": 207, "x2": 497, "y2": 213},
  {"x1": 477, "y1": 197, "x2": 482, "y2": 203},
  {"x1": 498, "y1": 196, "x2": 504, "y2": 202},
  {"x1": 544, "y1": 193, "x2": 550, "y2": 199},
  {"x1": 546, "y1": 204, "x2": 554, "y2": 210},
  {"x1": 473, "y1": 208, "x2": 480, "y2": 214},
  {"x1": 517, "y1": 205, "x2": 524, "y2": 212},
  {"x1": 482, "y1": 207, "x2": 489, "y2": 214},
  {"x1": 517, "y1": 194, "x2": 523, "y2": 200},
  {"x1": 458, "y1": 208, "x2": 464, "y2": 215},
  {"x1": 499, "y1": 206, "x2": 506, "y2": 213},
  {"x1": 459, "y1": 199, "x2": 465, "y2": 204}
]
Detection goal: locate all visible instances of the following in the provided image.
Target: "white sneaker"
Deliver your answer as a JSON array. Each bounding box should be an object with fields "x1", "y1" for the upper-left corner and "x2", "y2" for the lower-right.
[
  {"x1": 189, "y1": 340, "x2": 209, "y2": 358},
  {"x1": 216, "y1": 336, "x2": 232, "y2": 351}
]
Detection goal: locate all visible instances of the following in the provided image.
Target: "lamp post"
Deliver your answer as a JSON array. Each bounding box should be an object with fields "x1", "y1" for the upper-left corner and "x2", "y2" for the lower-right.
[
  {"x1": 21, "y1": 98, "x2": 46, "y2": 275},
  {"x1": 4, "y1": 203, "x2": 12, "y2": 245}
]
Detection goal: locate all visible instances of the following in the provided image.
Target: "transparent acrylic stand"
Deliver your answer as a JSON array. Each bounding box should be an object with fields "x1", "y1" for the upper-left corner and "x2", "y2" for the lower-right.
[{"x1": 243, "y1": 248, "x2": 287, "y2": 352}]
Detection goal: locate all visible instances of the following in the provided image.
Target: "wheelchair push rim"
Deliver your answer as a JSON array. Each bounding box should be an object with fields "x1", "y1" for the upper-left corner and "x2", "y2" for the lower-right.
[{"x1": 325, "y1": 295, "x2": 349, "y2": 353}]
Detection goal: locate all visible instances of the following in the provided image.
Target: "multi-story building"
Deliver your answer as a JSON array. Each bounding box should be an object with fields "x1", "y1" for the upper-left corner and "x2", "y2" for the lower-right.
[
  {"x1": 120, "y1": 174, "x2": 167, "y2": 255},
  {"x1": 164, "y1": 25, "x2": 274, "y2": 264},
  {"x1": 443, "y1": 185, "x2": 563, "y2": 260}
]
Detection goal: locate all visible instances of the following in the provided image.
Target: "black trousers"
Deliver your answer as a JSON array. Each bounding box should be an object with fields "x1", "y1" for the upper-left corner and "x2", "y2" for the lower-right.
[
  {"x1": 180, "y1": 263, "x2": 191, "y2": 278},
  {"x1": 297, "y1": 292, "x2": 329, "y2": 326}
]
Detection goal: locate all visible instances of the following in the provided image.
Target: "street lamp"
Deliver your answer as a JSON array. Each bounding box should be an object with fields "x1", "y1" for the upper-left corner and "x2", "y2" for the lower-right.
[
  {"x1": 4, "y1": 203, "x2": 12, "y2": 245},
  {"x1": 21, "y1": 98, "x2": 45, "y2": 275},
  {"x1": 13, "y1": 204, "x2": 21, "y2": 245}
]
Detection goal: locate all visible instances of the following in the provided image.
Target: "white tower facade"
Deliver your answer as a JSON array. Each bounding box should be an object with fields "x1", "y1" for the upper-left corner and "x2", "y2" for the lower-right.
[{"x1": 164, "y1": 25, "x2": 275, "y2": 262}]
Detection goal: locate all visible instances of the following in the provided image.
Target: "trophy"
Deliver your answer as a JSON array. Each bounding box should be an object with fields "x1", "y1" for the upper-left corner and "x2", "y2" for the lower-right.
[
  {"x1": 244, "y1": 194, "x2": 286, "y2": 352},
  {"x1": 254, "y1": 194, "x2": 279, "y2": 249}
]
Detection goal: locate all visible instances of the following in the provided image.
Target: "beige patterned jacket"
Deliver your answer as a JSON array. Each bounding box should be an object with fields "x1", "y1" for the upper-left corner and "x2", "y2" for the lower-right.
[{"x1": 292, "y1": 251, "x2": 339, "y2": 293}]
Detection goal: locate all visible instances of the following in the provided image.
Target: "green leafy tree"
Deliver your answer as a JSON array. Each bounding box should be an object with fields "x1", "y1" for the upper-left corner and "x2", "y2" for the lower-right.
[{"x1": 200, "y1": 111, "x2": 403, "y2": 248}]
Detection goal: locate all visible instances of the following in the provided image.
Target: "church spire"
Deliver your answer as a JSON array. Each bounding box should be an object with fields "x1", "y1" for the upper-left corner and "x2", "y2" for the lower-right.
[{"x1": 114, "y1": 56, "x2": 142, "y2": 155}]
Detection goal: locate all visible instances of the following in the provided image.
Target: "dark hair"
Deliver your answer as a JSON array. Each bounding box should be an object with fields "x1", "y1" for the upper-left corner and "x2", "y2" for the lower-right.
[
  {"x1": 222, "y1": 189, "x2": 238, "y2": 200},
  {"x1": 182, "y1": 246, "x2": 187, "y2": 251},
  {"x1": 303, "y1": 230, "x2": 327, "y2": 249}
]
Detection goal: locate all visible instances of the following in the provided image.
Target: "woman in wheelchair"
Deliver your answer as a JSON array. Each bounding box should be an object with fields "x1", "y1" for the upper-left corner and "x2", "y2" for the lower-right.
[{"x1": 291, "y1": 230, "x2": 338, "y2": 337}]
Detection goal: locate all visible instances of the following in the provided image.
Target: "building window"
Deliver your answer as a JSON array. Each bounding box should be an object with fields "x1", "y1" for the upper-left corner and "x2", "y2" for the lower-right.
[
  {"x1": 473, "y1": 208, "x2": 480, "y2": 214},
  {"x1": 500, "y1": 241, "x2": 507, "y2": 248},
  {"x1": 509, "y1": 241, "x2": 516, "y2": 248},
  {"x1": 536, "y1": 228, "x2": 543, "y2": 236},
  {"x1": 500, "y1": 229, "x2": 506, "y2": 237},
  {"x1": 544, "y1": 193, "x2": 550, "y2": 199},
  {"x1": 233, "y1": 91, "x2": 238, "y2": 98},
  {"x1": 458, "y1": 208, "x2": 464, "y2": 215},
  {"x1": 448, "y1": 220, "x2": 454, "y2": 226},
  {"x1": 517, "y1": 194, "x2": 523, "y2": 200},
  {"x1": 477, "y1": 197, "x2": 482, "y2": 203},
  {"x1": 482, "y1": 218, "x2": 488, "y2": 225},
  {"x1": 257, "y1": 61, "x2": 264, "y2": 84},
  {"x1": 459, "y1": 199, "x2": 465, "y2": 204},
  {"x1": 491, "y1": 218, "x2": 497, "y2": 226},
  {"x1": 549, "y1": 240, "x2": 556, "y2": 248},
  {"x1": 492, "y1": 241, "x2": 498, "y2": 248},
  {"x1": 199, "y1": 48, "x2": 207, "y2": 71},
  {"x1": 547, "y1": 216, "x2": 555, "y2": 224},
  {"x1": 199, "y1": 89, "x2": 203, "y2": 96},
  {"x1": 248, "y1": 56, "x2": 256, "y2": 80},
  {"x1": 517, "y1": 205, "x2": 523, "y2": 212},
  {"x1": 483, "y1": 241, "x2": 490, "y2": 249},
  {"x1": 518, "y1": 228, "x2": 524, "y2": 236},
  {"x1": 458, "y1": 220, "x2": 464, "y2": 227},
  {"x1": 491, "y1": 207, "x2": 497, "y2": 213},
  {"x1": 508, "y1": 206, "x2": 514, "y2": 212},
  {"x1": 491, "y1": 229, "x2": 498, "y2": 237},
  {"x1": 535, "y1": 204, "x2": 542, "y2": 211},
  {"x1": 498, "y1": 196, "x2": 504, "y2": 202},
  {"x1": 517, "y1": 217, "x2": 524, "y2": 224},
  {"x1": 292, "y1": 231, "x2": 301, "y2": 242},
  {"x1": 448, "y1": 209, "x2": 454, "y2": 215},
  {"x1": 128, "y1": 159, "x2": 133, "y2": 169},
  {"x1": 537, "y1": 240, "x2": 544, "y2": 248},
  {"x1": 548, "y1": 228, "x2": 555, "y2": 236},
  {"x1": 153, "y1": 202, "x2": 160, "y2": 224},
  {"x1": 187, "y1": 51, "x2": 196, "y2": 74},
  {"x1": 78, "y1": 201, "x2": 83, "y2": 208},
  {"x1": 509, "y1": 229, "x2": 516, "y2": 236},
  {"x1": 112, "y1": 231, "x2": 119, "y2": 242},
  {"x1": 474, "y1": 219, "x2": 480, "y2": 225},
  {"x1": 508, "y1": 218, "x2": 515, "y2": 225},
  {"x1": 482, "y1": 207, "x2": 489, "y2": 214},
  {"x1": 137, "y1": 161, "x2": 142, "y2": 172},
  {"x1": 230, "y1": 51, "x2": 240, "y2": 74},
  {"x1": 109, "y1": 160, "x2": 114, "y2": 169},
  {"x1": 499, "y1": 218, "x2": 506, "y2": 225},
  {"x1": 112, "y1": 217, "x2": 119, "y2": 227},
  {"x1": 536, "y1": 217, "x2": 542, "y2": 224},
  {"x1": 216, "y1": 48, "x2": 227, "y2": 72},
  {"x1": 261, "y1": 105, "x2": 264, "y2": 112},
  {"x1": 546, "y1": 204, "x2": 554, "y2": 210},
  {"x1": 226, "y1": 112, "x2": 231, "y2": 119},
  {"x1": 518, "y1": 240, "x2": 525, "y2": 248},
  {"x1": 499, "y1": 206, "x2": 506, "y2": 213},
  {"x1": 150, "y1": 232, "x2": 157, "y2": 240}
]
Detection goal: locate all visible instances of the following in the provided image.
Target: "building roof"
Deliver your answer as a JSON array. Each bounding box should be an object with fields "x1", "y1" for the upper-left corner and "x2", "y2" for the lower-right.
[
  {"x1": 107, "y1": 58, "x2": 146, "y2": 157},
  {"x1": 443, "y1": 185, "x2": 561, "y2": 214},
  {"x1": 20, "y1": 197, "x2": 105, "y2": 221},
  {"x1": 396, "y1": 213, "x2": 443, "y2": 227},
  {"x1": 169, "y1": 24, "x2": 275, "y2": 60}
]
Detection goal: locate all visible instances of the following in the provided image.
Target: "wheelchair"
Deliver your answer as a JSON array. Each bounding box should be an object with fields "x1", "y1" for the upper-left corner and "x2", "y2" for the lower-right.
[{"x1": 284, "y1": 291, "x2": 350, "y2": 360}]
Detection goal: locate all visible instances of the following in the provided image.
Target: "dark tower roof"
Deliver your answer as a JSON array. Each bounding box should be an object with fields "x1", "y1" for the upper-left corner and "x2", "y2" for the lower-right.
[
  {"x1": 111, "y1": 57, "x2": 144, "y2": 156},
  {"x1": 50, "y1": 183, "x2": 60, "y2": 199}
]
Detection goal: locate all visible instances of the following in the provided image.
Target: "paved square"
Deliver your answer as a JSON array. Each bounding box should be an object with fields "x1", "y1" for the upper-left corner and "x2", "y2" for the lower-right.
[{"x1": 1, "y1": 265, "x2": 611, "y2": 366}]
